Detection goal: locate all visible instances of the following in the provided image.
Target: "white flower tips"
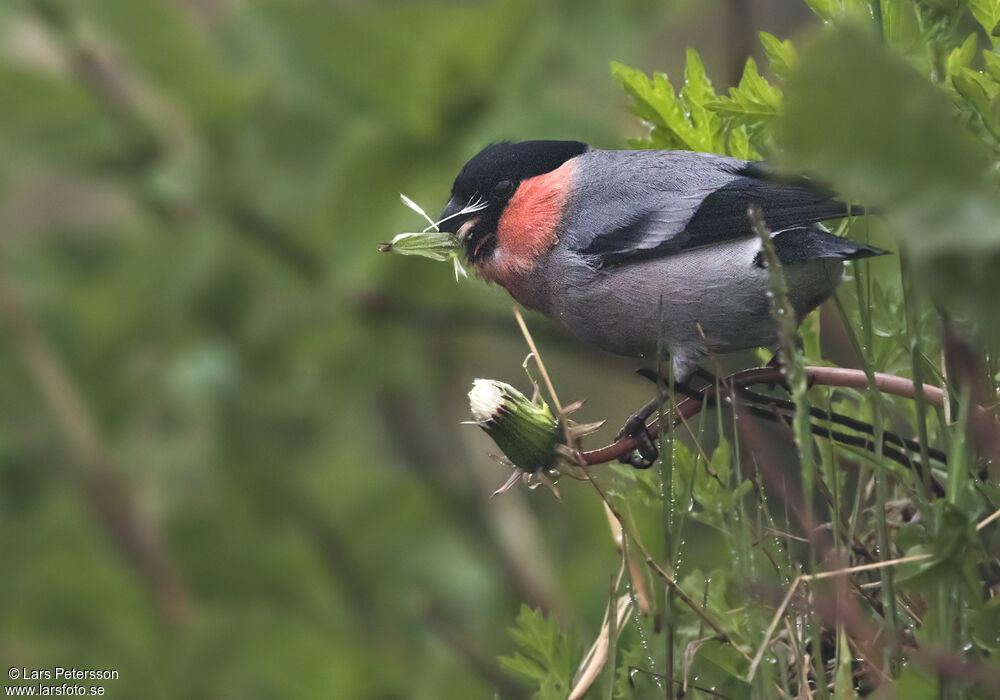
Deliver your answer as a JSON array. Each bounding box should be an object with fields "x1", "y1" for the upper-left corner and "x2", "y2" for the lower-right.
[
  {"x1": 466, "y1": 379, "x2": 563, "y2": 473},
  {"x1": 469, "y1": 378, "x2": 505, "y2": 423}
]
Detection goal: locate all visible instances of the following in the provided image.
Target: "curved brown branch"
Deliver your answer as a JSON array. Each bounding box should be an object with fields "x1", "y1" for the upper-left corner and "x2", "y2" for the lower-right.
[{"x1": 581, "y1": 366, "x2": 993, "y2": 466}]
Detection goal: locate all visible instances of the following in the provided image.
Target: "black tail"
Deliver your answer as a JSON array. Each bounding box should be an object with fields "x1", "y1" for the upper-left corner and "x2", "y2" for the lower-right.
[{"x1": 755, "y1": 225, "x2": 890, "y2": 267}]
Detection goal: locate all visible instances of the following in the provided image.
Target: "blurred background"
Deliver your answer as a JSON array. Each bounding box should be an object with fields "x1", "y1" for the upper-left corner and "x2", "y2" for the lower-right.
[{"x1": 0, "y1": 1, "x2": 820, "y2": 697}]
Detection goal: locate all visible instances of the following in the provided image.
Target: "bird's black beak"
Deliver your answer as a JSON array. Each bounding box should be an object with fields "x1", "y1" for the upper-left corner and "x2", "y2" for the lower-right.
[{"x1": 437, "y1": 197, "x2": 466, "y2": 234}]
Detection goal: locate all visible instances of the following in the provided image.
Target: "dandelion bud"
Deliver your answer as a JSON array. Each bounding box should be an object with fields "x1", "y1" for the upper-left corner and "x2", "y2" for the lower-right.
[
  {"x1": 468, "y1": 379, "x2": 563, "y2": 473},
  {"x1": 378, "y1": 231, "x2": 461, "y2": 262}
]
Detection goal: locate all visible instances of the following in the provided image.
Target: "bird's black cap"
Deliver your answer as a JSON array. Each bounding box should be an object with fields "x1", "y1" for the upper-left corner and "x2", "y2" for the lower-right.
[
  {"x1": 450, "y1": 140, "x2": 588, "y2": 204},
  {"x1": 443, "y1": 140, "x2": 588, "y2": 262}
]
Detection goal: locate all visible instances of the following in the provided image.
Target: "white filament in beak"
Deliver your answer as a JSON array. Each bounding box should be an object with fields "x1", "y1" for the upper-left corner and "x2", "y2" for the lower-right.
[{"x1": 425, "y1": 197, "x2": 489, "y2": 232}]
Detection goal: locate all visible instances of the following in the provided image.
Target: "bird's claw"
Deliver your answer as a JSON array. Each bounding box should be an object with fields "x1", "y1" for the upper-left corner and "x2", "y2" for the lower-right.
[{"x1": 616, "y1": 414, "x2": 658, "y2": 469}]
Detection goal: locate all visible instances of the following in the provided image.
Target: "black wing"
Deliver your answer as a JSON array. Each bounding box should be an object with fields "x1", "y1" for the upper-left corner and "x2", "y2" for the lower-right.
[{"x1": 577, "y1": 162, "x2": 866, "y2": 268}]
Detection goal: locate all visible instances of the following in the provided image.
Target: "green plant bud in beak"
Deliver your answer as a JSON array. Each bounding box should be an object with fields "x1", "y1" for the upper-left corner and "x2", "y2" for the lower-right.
[
  {"x1": 378, "y1": 231, "x2": 461, "y2": 262},
  {"x1": 381, "y1": 193, "x2": 482, "y2": 280},
  {"x1": 468, "y1": 379, "x2": 564, "y2": 473},
  {"x1": 378, "y1": 231, "x2": 467, "y2": 280}
]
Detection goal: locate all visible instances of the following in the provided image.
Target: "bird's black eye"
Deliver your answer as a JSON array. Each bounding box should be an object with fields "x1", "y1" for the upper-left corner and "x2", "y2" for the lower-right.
[{"x1": 492, "y1": 179, "x2": 514, "y2": 199}]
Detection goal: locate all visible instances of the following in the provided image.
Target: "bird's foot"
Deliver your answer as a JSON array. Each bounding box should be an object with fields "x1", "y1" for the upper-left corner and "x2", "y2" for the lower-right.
[
  {"x1": 616, "y1": 410, "x2": 658, "y2": 469},
  {"x1": 616, "y1": 368, "x2": 717, "y2": 469}
]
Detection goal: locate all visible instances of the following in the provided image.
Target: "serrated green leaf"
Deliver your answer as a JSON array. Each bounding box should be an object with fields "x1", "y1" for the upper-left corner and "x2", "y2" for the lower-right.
[
  {"x1": 759, "y1": 32, "x2": 798, "y2": 79},
  {"x1": 706, "y1": 58, "x2": 782, "y2": 123},
  {"x1": 682, "y1": 48, "x2": 716, "y2": 107},
  {"x1": 612, "y1": 55, "x2": 727, "y2": 153},
  {"x1": 681, "y1": 48, "x2": 724, "y2": 152},
  {"x1": 611, "y1": 62, "x2": 691, "y2": 150},
  {"x1": 726, "y1": 124, "x2": 756, "y2": 159},
  {"x1": 610, "y1": 61, "x2": 669, "y2": 129},
  {"x1": 498, "y1": 605, "x2": 574, "y2": 700}
]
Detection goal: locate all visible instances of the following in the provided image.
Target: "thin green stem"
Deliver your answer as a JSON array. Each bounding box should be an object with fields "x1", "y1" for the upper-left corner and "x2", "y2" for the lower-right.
[
  {"x1": 656, "y1": 297, "x2": 674, "y2": 700},
  {"x1": 751, "y1": 207, "x2": 823, "y2": 695},
  {"x1": 900, "y1": 252, "x2": 934, "y2": 499}
]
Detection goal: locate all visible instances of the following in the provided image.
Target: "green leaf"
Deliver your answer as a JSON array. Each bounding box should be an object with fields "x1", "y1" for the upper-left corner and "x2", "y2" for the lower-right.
[
  {"x1": 710, "y1": 437, "x2": 733, "y2": 484},
  {"x1": 971, "y1": 0, "x2": 1000, "y2": 45},
  {"x1": 983, "y1": 49, "x2": 1000, "y2": 82},
  {"x1": 897, "y1": 503, "x2": 977, "y2": 588},
  {"x1": 611, "y1": 62, "x2": 668, "y2": 128},
  {"x1": 952, "y1": 67, "x2": 1000, "y2": 141},
  {"x1": 759, "y1": 32, "x2": 798, "y2": 80},
  {"x1": 498, "y1": 605, "x2": 574, "y2": 700},
  {"x1": 613, "y1": 51, "x2": 775, "y2": 157},
  {"x1": 706, "y1": 57, "x2": 782, "y2": 128},
  {"x1": 833, "y1": 632, "x2": 859, "y2": 699},
  {"x1": 681, "y1": 48, "x2": 717, "y2": 108},
  {"x1": 804, "y1": 0, "x2": 842, "y2": 22},
  {"x1": 946, "y1": 33, "x2": 978, "y2": 77},
  {"x1": 969, "y1": 596, "x2": 1000, "y2": 651},
  {"x1": 614, "y1": 644, "x2": 658, "y2": 697},
  {"x1": 611, "y1": 61, "x2": 688, "y2": 149},
  {"x1": 612, "y1": 53, "x2": 728, "y2": 153},
  {"x1": 726, "y1": 124, "x2": 756, "y2": 159},
  {"x1": 892, "y1": 664, "x2": 940, "y2": 700},
  {"x1": 681, "y1": 48, "x2": 723, "y2": 152},
  {"x1": 881, "y1": 0, "x2": 922, "y2": 47}
]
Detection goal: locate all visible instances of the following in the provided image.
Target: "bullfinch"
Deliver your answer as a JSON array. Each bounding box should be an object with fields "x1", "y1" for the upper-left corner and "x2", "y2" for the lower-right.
[{"x1": 438, "y1": 140, "x2": 886, "y2": 384}]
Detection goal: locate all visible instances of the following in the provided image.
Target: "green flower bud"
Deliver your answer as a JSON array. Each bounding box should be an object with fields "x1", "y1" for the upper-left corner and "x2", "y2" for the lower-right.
[
  {"x1": 469, "y1": 379, "x2": 564, "y2": 473},
  {"x1": 378, "y1": 231, "x2": 461, "y2": 262},
  {"x1": 378, "y1": 231, "x2": 467, "y2": 280}
]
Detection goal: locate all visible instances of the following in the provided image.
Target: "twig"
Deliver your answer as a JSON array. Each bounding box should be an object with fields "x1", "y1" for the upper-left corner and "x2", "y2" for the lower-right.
[
  {"x1": 513, "y1": 308, "x2": 581, "y2": 457},
  {"x1": 514, "y1": 308, "x2": 562, "y2": 415},
  {"x1": 976, "y1": 507, "x2": 1000, "y2": 532},
  {"x1": 581, "y1": 366, "x2": 993, "y2": 466}
]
